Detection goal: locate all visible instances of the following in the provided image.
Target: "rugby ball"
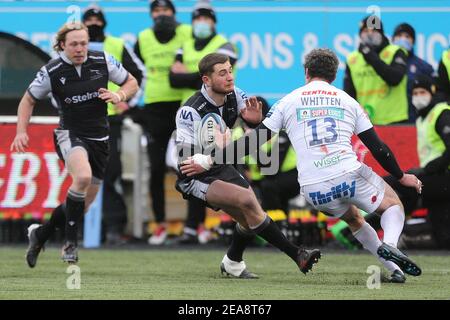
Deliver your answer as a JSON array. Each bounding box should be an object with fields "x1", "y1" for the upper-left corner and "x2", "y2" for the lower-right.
[{"x1": 197, "y1": 112, "x2": 227, "y2": 149}]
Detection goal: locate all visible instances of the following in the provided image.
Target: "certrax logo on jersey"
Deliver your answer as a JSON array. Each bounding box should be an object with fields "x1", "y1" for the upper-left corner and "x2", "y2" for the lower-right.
[
  {"x1": 297, "y1": 107, "x2": 344, "y2": 121},
  {"x1": 64, "y1": 91, "x2": 100, "y2": 105}
]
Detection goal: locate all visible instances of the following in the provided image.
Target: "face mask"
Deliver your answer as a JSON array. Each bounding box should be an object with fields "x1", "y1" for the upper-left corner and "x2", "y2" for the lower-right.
[
  {"x1": 87, "y1": 24, "x2": 105, "y2": 42},
  {"x1": 193, "y1": 21, "x2": 213, "y2": 39},
  {"x1": 412, "y1": 94, "x2": 432, "y2": 110},
  {"x1": 394, "y1": 37, "x2": 413, "y2": 51},
  {"x1": 153, "y1": 15, "x2": 176, "y2": 42},
  {"x1": 361, "y1": 32, "x2": 383, "y2": 47}
]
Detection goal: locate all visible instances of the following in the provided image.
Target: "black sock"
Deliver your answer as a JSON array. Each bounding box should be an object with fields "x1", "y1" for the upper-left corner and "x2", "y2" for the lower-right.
[
  {"x1": 252, "y1": 215, "x2": 298, "y2": 262},
  {"x1": 65, "y1": 190, "x2": 85, "y2": 245},
  {"x1": 35, "y1": 204, "x2": 66, "y2": 243},
  {"x1": 227, "y1": 224, "x2": 255, "y2": 262}
]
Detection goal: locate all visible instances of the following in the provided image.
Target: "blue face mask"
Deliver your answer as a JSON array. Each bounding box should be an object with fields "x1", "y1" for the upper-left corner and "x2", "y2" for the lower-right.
[
  {"x1": 193, "y1": 21, "x2": 213, "y2": 39},
  {"x1": 394, "y1": 37, "x2": 413, "y2": 51}
]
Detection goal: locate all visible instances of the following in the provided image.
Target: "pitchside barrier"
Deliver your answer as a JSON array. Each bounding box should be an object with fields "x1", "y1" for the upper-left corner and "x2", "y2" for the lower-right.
[{"x1": 0, "y1": 115, "x2": 153, "y2": 246}]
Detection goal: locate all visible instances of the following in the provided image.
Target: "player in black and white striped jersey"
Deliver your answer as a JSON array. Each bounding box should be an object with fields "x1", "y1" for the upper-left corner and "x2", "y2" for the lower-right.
[{"x1": 10, "y1": 22, "x2": 138, "y2": 267}]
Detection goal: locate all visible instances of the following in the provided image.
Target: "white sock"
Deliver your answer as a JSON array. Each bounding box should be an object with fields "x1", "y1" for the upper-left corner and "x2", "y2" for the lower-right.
[
  {"x1": 353, "y1": 222, "x2": 402, "y2": 273},
  {"x1": 380, "y1": 205, "x2": 405, "y2": 247}
]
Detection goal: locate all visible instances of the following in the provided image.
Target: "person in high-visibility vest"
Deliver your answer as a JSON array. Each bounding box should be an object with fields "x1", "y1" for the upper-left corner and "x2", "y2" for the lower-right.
[
  {"x1": 170, "y1": 0, "x2": 238, "y2": 245},
  {"x1": 385, "y1": 75, "x2": 450, "y2": 215},
  {"x1": 169, "y1": 0, "x2": 237, "y2": 105},
  {"x1": 134, "y1": 0, "x2": 192, "y2": 245},
  {"x1": 392, "y1": 23, "x2": 435, "y2": 123},
  {"x1": 436, "y1": 48, "x2": 450, "y2": 103},
  {"x1": 344, "y1": 16, "x2": 409, "y2": 125},
  {"x1": 82, "y1": 5, "x2": 146, "y2": 245}
]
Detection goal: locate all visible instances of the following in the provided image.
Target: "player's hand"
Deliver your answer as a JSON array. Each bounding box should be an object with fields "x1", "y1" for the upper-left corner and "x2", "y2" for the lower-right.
[
  {"x1": 214, "y1": 126, "x2": 231, "y2": 149},
  {"x1": 171, "y1": 61, "x2": 188, "y2": 73},
  {"x1": 240, "y1": 96, "x2": 263, "y2": 124},
  {"x1": 98, "y1": 88, "x2": 121, "y2": 104},
  {"x1": 10, "y1": 132, "x2": 29, "y2": 153},
  {"x1": 399, "y1": 173, "x2": 423, "y2": 194},
  {"x1": 180, "y1": 155, "x2": 212, "y2": 176}
]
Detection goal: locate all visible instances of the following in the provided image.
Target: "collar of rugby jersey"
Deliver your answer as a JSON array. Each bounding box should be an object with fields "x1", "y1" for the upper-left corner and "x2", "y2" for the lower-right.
[
  {"x1": 59, "y1": 51, "x2": 88, "y2": 76},
  {"x1": 201, "y1": 84, "x2": 229, "y2": 116},
  {"x1": 307, "y1": 79, "x2": 332, "y2": 86}
]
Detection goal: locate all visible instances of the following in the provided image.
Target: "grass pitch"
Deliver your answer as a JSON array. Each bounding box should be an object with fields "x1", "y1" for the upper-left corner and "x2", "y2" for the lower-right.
[{"x1": 0, "y1": 246, "x2": 449, "y2": 300}]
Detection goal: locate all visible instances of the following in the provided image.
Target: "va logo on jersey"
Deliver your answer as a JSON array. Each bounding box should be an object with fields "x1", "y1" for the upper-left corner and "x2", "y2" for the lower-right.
[
  {"x1": 180, "y1": 110, "x2": 194, "y2": 122},
  {"x1": 309, "y1": 181, "x2": 356, "y2": 205}
]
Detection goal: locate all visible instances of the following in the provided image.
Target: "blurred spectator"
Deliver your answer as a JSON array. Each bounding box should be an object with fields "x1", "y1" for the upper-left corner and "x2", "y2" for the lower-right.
[
  {"x1": 170, "y1": 0, "x2": 237, "y2": 104},
  {"x1": 384, "y1": 75, "x2": 450, "y2": 214},
  {"x1": 436, "y1": 47, "x2": 450, "y2": 104},
  {"x1": 344, "y1": 16, "x2": 408, "y2": 124},
  {"x1": 82, "y1": 5, "x2": 145, "y2": 245},
  {"x1": 392, "y1": 23, "x2": 434, "y2": 123},
  {"x1": 134, "y1": 0, "x2": 192, "y2": 245}
]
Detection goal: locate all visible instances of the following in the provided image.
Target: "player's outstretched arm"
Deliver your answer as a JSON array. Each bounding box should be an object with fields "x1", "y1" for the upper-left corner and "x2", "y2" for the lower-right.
[
  {"x1": 181, "y1": 123, "x2": 274, "y2": 174},
  {"x1": 240, "y1": 96, "x2": 263, "y2": 124},
  {"x1": 10, "y1": 91, "x2": 36, "y2": 153},
  {"x1": 358, "y1": 127, "x2": 422, "y2": 193}
]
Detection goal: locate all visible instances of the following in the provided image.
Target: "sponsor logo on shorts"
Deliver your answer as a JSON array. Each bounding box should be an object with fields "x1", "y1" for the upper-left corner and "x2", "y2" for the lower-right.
[{"x1": 309, "y1": 180, "x2": 356, "y2": 205}]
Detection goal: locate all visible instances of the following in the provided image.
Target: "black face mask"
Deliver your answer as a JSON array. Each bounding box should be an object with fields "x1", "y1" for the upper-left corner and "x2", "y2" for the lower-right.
[
  {"x1": 153, "y1": 15, "x2": 177, "y2": 43},
  {"x1": 87, "y1": 24, "x2": 105, "y2": 42}
]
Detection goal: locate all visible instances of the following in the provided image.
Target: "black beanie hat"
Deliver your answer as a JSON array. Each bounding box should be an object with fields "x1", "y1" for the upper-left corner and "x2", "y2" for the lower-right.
[
  {"x1": 393, "y1": 23, "x2": 416, "y2": 42},
  {"x1": 82, "y1": 5, "x2": 107, "y2": 27},
  {"x1": 359, "y1": 15, "x2": 384, "y2": 34},
  {"x1": 192, "y1": 0, "x2": 216, "y2": 22},
  {"x1": 150, "y1": 0, "x2": 176, "y2": 14},
  {"x1": 412, "y1": 75, "x2": 436, "y2": 94}
]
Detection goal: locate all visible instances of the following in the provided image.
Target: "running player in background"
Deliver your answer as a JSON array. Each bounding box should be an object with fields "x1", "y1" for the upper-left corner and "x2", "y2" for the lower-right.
[{"x1": 11, "y1": 23, "x2": 138, "y2": 267}]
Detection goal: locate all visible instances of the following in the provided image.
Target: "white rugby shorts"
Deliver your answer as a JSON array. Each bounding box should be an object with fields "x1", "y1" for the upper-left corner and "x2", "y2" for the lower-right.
[{"x1": 301, "y1": 163, "x2": 385, "y2": 217}]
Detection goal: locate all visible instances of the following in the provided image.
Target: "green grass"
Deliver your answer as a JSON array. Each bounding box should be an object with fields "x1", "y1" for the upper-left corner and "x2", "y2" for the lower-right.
[{"x1": 0, "y1": 246, "x2": 449, "y2": 300}]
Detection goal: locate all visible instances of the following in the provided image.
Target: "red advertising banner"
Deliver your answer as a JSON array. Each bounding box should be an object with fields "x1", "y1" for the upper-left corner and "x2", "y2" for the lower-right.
[
  {"x1": 0, "y1": 124, "x2": 71, "y2": 217},
  {"x1": 352, "y1": 125, "x2": 420, "y2": 176},
  {"x1": 0, "y1": 123, "x2": 420, "y2": 217}
]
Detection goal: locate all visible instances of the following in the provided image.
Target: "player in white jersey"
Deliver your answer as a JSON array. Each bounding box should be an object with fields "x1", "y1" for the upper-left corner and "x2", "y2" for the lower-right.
[{"x1": 182, "y1": 49, "x2": 423, "y2": 283}]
